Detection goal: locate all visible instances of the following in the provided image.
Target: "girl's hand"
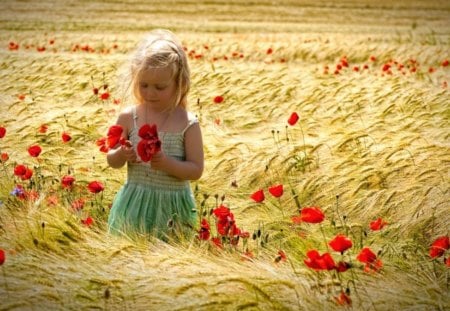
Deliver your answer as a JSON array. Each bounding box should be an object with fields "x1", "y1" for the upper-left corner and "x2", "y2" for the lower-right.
[
  {"x1": 150, "y1": 150, "x2": 168, "y2": 171},
  {"x1": 121, "y1": 140, "x2": 139, "y2": 163}
]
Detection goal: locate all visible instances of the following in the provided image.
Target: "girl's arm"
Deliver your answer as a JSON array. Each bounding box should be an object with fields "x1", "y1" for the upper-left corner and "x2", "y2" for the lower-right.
[
  {"x1": 150, "y1": 123, "x2": 204, "y2": 180},
  {"x1": 107, "y1": 111, "x2": 138, "y2": 168}
]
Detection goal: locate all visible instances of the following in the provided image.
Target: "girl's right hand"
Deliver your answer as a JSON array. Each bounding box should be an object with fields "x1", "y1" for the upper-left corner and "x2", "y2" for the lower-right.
[{"x1": 121, "y1": 140, "x2": 139, "y2": 163}]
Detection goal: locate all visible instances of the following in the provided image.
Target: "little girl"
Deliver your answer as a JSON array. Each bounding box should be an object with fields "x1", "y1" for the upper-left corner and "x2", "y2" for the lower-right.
[{"x1": 107, "y1": 29, "x2": 204, "y2": 239}]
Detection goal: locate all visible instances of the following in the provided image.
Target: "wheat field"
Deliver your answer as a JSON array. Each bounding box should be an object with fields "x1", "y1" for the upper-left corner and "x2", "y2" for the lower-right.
[{"x1": 0, "y1": 0, "x2": 449, "y2": 310}]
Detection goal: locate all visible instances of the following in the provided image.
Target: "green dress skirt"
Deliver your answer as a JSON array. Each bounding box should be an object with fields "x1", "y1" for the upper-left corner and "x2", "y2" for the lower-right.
[{"x1": 107, "y1": 109, "x2": 198, "y2": 239}]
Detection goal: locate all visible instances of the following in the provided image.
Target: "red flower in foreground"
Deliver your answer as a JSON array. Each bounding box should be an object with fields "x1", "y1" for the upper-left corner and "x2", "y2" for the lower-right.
[
  {"x1": 304, "y1": 250, "x2": 336, "y2": 271},
  {"x1": 292, "y1": 206, "x2": 325, "y2": 224},
  {"x1": 250, "y1": 189, "x2": 265, "y2": 203},
  {"x1": 137, "y1": 124, "x2": 161, "y2": 162},
  {"x1": 97, "y1": 124, "x2": 125, "y2": 153},
  {"x1": 213, "y1": 95, "x2": 224, "y2": 104},
  {"x1": 370, "y1": 217, "x2": 388, "y2": 231},
  {"x1": 61, "y1": 132, "x2": 71, "y2": 142},
  {"x1": 268, "y1": 184, "x2": 283, "y2": 198},
  {"x1": 287, "y1": 112, "x2": 299, "y2": 126},
  {"x1": 28, "y1": 145, "x2": 42, "y2": 157},
  {"x1": 329, "y1": 234, "x2": 353, "y2": 253},
  {"x1": 87, "y1": 181, "x2": 104, "y2": 193},
  {"x1": 429, "y1": 236, "x2": 449, "y2": 259},
  {"x1": 61, "y1": 175, "x2": 75, "y2": 188},
  {"x1": 0, "y1": 249, "x2": 5, "y2": 265},
  {"x1": 0, "y1": 126, "x2": 6, "y2": 138}
]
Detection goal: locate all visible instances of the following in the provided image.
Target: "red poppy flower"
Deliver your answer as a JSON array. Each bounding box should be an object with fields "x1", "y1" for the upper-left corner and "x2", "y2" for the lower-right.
[
  {"x1": 198, "y1": 218, "x2": 210, "y2": 240},
  {"x1": 81, "y1": 216, "x2": 94, "y2": 226},
  {"x1": 100, "y1": 92, "x2": 110, "y2": 100},
  {"x1": 213, "y1": 95, "x2": 224, "y2": 104},
  {"x1": 292, "y1": 206, "x2": 324, "y2": 224},
  {"x1": 335, "y1": 291, "x2": 352, "y2": 306},
  {"x1": 370, "y1": 217, "x2": 388, "y2": 231},
  {"x1": 442, "y1": 59, "x2": 449, "y2": 67},
  {"x1": 445, "y1": 257, "x2": 450, "y2": 267},
  {"x1": 304, "y1": 250, "x2": 336, "y2": 271},
  {"x1": 213, "y1": 205, "x2": 231, "y2": 219},
  {"x1": 28, "y1": 145, "x2": 42, "y2": 157},
  {"x1": 93, "y1": 87, "x2": 99, "y2": 95},
  {"x1": 266, "y1": 48, "x2": 273, "y2": 55},
  {"x1": 329, "y1": 234, "x2": 353, "y2": 253},
  {"x1": 136, "y1": 124, "x2": 161, "y2": 162},
  {"x1": 71, "y1": 198, "x2": 85, "y2": 211},
  {"x1": 429, "y1": 236, "x2": 449, "y2": 258},
  {"x1": 101, "y1": 124, "x2": 125, "y2": 151},
  {"x1": 61, "y1": 175, "x2": 75, "y2": 188},
  {"x1": 137, "y1": 138, "x2": 161, "y2": 162},
  {"x1": 287, "y1": 112, "x2": 299, "y2": 126},
  {"x1": 0, "y1": 126, "x2": 6, "y2": 138},
  {"x1": 268, "y1": 184, "x2": 283, "y2": 198},
  {"x1": 278, "y1": 250, "x2": 287, "y2": 262},
  {"x1": 356, "y1": 247, "x2": 377, "y2": 264},
  {"x1": 14, "y1": 164, "x2": 33, "y2": 180},
  {"x1": 87, "y1": 181, "x2": 104, "y2": 193},
  {"x1": 38, "y1": 124, "x2": 48, "y2": 133},
  {"x1": 0, "y1": 249, "x2": 5, "y2": 265},
  {"x1": 61, "y1": 132, "x2": 71, "y2": 142},
  {"x1": 250, "y1": 189, "x2": 265, "y2": 203},
  {"x1": 1, "y1": 152, "x2": 8, "y2": 162},
  {"x1": 336, "y1": 261, "x2": 351, "y2": 272}
]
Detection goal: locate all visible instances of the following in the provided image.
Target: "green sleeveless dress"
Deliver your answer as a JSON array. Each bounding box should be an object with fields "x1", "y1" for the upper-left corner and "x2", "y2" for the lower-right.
[{"x1": 107, "y1": 107, "x2": 198, "y2": 239}]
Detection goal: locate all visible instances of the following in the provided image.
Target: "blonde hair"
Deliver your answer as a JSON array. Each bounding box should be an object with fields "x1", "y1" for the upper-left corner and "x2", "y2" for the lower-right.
[{"x1": 124, "y1": 29, "x2": 190, "y2": 111}]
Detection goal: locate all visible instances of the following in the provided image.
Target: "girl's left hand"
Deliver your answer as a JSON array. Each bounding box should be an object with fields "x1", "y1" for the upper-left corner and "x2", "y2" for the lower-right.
[{"x1": 150, "y1": 150, "x2": 168, "y2": 171}]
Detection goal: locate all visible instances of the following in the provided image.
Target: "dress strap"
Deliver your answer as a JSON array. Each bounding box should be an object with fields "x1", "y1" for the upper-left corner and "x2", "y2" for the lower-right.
[
  {"x1": 132, "y1": 106, "x2": 138, "y2": 130},
  {"x1": 181, "y1": 112, "x2": 198, "y2": 135}
]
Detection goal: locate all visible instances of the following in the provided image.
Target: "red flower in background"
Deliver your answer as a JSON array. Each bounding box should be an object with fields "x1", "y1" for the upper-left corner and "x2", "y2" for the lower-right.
[
  {"x1": 292, "y1": 206, "x2": 324, "y2": 224},
  {"x1": 137, "y1": 124, "x2": 161, "y2": 162},
  {"x1": 213, "y1": 95, "x2": 224, "y2": 104},
  {"x1": 370, "y1": 217, "x2": 388, "y2": 231},
  {"x1": 14, "y1": 164, "x2": 33, "y2": 180},
  {"x1": 62, "y1": 132, "x2": 71, "y2": 142},
  {"x1": 304, "y1": 250, "x2": 336, "y2": 271},
  {"x1": 100, "y1": 92, "x2": 110, "y2": 100},
  {"x1": 0, "y1": 126, "x2": 6, "y2": 138},
  {"x1": 287, "y1": 112, "x2": 299, "y2": 126},
  {"x1": 329, "y1": 234, "x2": 353, "y2": 253},
  {"x1": 87, "y1": 181, "x2": 104, "y2": 193},
  {"x1": 0, "y1": 249, "x2": 5, "y2": 265},
  {"x1": 268, "y1": 184, "x2": 283, "y2": 198},
  {"x1": 81, "y1": 216, "x2": 94, "y2": 227},
  {"x1": 335, "y1": 291, "x2": 352, "y2": 306},
  {"x1": 1, "y1": 152, "x2": 8, "y2": 162},
  {"x1": 429, "y1": 236, "x2": 449, "y2": 259},
  {"x1": 198, "y1": 218, "x2": 211, "y2": 240},
  {"x1": 356, "y1": 247, "x2": 377, "y2": 264},
  {"x1": 61, "y1": 175, "x2": 75, "y2": 188},
  {"x1": 357, "y1": 247, "x2": 382, "y2": 272},
  {"x1": 442, "y1": 59, "x2": 449, "y2": 67},
  {"x1": 28, "y1": 145, "x2": 42, "y2": 157},
  {"x1": 250, "y1": 189, "x2": 265, "y2": 203},
  {"x1": 38, "y1": 124, "x2": 48, "y2": 133}
]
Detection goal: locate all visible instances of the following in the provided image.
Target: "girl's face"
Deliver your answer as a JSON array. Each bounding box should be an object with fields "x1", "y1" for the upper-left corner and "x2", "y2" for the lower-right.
[{"x1": 137, "y1": 66, "x2": 177, "y2": 111}]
